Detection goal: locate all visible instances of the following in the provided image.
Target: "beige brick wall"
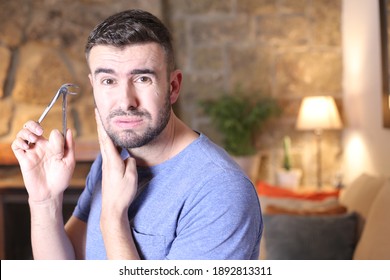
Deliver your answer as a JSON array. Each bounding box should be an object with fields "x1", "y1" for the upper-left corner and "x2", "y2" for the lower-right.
[{"x1": 0, "y1": 0, "x2": 343, "y2": 186}]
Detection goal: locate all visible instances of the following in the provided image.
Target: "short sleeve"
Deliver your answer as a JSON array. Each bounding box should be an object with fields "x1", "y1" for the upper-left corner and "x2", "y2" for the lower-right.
[
  {"x1": 166, "y1": 173, "x2": 262, "y2": 260},
  {"x1": 72, "y1": 154, "x2": 102, "y2": 222}
]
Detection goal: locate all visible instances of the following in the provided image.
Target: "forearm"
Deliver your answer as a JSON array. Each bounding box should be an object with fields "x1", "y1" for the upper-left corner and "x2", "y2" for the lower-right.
[
  {"x1": 29, "y1": 195, "x2": 75, "y2": 259},
  {"x1": 100, "y1": 212, "x2": 140, "y2": 260}
]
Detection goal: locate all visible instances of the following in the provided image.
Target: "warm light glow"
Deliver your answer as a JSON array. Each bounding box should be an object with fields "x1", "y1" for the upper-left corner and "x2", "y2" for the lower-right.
[
  {"x1": 343, "y1": 131, "x2": 372, "y2": 184},
  {"x1": 296, "y1": 96, "x2": 343, "y2": 130},
  {"x1": 345, "y1": 133, "x2": 366, "y2": 162}
]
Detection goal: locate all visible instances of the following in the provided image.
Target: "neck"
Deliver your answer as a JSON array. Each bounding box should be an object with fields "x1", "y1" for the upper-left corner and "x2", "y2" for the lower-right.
[{"x1": 128, "y1": 112, "x2": 198, "y2": 167}]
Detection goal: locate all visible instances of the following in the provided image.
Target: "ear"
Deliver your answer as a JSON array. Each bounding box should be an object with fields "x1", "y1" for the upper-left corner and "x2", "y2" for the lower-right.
[
  {"x1": 88, "y1": 73, "x2": 93, "y2": 87},
  {"x1": 169, "y1": 70, "x2": 182, "y2": 104}
]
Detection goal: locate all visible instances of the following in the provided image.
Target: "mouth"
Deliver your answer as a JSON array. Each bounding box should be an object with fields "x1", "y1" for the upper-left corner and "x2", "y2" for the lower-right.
[{"x1": 112, "y1": 116, "x2": 144, "y2": 129}]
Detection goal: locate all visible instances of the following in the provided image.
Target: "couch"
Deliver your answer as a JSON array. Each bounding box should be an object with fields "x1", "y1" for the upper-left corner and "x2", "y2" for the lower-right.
[{"x1": 258, "y1": 173, "x2": 390, "y2": 260}]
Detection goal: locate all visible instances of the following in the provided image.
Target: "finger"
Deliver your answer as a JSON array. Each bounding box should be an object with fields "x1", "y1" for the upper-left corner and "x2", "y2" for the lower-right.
[
  {"x1": 12, "y1": 120, "x2": 45, "y2": 159},
  {"x1": 12, "y1": 136, "x2": 30, "y2": 151},
  {"x1": 49, "y1": 129, "x2": 65, "y2": 160},
  {"x1": 16, "y1": 128, "x2": 38, "y2": 144},
  {"x1": 23, "y1": 121, "x2": 44, "y2": 136},
  {"x1": 64, "y1": 129, "x2": 75, "y2": 162},
  {"x1": 16, "y1": 122, "x2": 44, "y2": 144},
  {"x1": 95, "y1": 108, "x2": 109, "y2": 156},
  {"x1": 124, "y1": 157, "x2": 137, "y2": 179},
  {"x1": 95, "y1": 109, "x2": 121, "y2": 163},
  {"x1": 11, "y1": 138, "x2": 30, "y2": 160}
]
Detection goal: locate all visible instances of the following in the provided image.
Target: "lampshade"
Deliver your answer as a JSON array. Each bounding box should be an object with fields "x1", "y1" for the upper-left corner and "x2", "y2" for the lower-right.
[{"x1": 296, "y1": 96, "x2": 342, "y2": 130}]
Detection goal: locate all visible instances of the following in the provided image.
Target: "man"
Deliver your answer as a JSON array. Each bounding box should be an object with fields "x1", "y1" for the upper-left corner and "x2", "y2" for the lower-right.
[{"x1": 11, "y1": 9, "x2": 262, "y2": 260}]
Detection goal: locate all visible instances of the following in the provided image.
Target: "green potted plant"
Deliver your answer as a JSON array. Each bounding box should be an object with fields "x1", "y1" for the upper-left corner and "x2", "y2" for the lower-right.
[
  {"x1": 276, "y1": 136, "x2": 302, "y2": 188},
  {"x1": 199, "y1": 86, "x2": 281, "y2": 181}
]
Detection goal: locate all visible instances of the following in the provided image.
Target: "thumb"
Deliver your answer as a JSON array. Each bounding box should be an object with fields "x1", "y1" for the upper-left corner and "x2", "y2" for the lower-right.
[{"x1": 49, "y1": 129, "x2": 65, "y2": 160}]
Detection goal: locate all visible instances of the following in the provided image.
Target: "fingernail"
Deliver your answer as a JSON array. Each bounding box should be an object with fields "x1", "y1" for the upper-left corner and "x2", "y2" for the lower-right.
[
  {"x1": 23, "y1": 141, "x2": 30, "y2": 150},
  {"x1": 36, "y1": 127, "x2": 43, "y2": 135},
  {"x1": 29, "y1": 135, "x2": 36, "y2": 142}
]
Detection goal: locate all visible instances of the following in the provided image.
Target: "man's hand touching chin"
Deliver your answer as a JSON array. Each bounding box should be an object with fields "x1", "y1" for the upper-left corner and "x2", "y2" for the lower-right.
[{"x1": 95, "y1": 109, "x2": 140, "y2": 259}]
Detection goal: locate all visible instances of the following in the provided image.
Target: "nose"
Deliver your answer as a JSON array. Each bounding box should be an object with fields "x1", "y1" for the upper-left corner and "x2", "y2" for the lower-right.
[{"x1": 119, "y1": 83, "x2": 139, "y2": 110}]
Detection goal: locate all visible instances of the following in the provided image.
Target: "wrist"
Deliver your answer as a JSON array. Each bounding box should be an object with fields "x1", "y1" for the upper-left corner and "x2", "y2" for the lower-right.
[
  {"x1": 28, "y1": 195, "x2": 64, "y2": 225},
  {"x1": 28, "y1": 192, "x2": 63, "y2": 205},
  {"x1": 100, "y1": 206, "x2": 129, "y2": 226},
  {"x1": 99, "y1": 210, "x2": 138, "y2": 260}
]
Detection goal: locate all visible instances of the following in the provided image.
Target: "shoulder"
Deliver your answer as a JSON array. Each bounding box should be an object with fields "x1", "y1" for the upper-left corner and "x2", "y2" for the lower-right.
[
  {"x1": 184, "y1": 133, "x2": 244, "y2": 173},
  {"x1": 173, "y1": 133, "x2": 257, "y2": 200},
  {"x1": 192, "y1": 170, "x2": 260, "y2": 215}
]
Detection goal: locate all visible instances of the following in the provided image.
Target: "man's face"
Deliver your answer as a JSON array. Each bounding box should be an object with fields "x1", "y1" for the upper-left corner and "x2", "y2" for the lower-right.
[{"x1": 88, "y1": 43, "x2": 172, "y2": 148}]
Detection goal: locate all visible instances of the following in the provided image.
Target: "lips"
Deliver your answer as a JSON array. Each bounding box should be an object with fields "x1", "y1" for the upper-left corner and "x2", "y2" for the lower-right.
[{"x1": 112, "y1": 116, "x2": 144, "y2": 129}]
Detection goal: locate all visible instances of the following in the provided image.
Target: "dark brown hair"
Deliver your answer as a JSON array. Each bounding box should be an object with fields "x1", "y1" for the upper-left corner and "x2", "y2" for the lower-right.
[{"x1": 85, "y1": 9, "x2": 175, "y2": 72}]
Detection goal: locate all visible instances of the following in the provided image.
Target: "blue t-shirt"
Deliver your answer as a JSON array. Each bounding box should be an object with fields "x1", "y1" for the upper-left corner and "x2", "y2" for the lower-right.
[{"x1": 73, "y1": 133, "x2": 263, "y2": 259}]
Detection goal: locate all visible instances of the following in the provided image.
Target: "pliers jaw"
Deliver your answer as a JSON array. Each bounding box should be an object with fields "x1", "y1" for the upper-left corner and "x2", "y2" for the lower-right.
[
  {"x1": 37, "y1": 83, "x2": 78, "y2": 137},
  {"x1": 60, "y1": 83, "x2": 78, "y2": 96}
]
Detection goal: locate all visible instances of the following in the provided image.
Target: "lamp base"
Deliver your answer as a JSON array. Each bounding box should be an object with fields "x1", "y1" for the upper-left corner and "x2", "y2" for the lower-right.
[{"x1": 314, "y1": 129, "x2": 323, "y2": 189}]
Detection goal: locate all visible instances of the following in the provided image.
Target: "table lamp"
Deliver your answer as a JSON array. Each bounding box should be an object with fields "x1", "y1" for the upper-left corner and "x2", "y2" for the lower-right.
[{"x1": 296, "y1": 96, "x2": 342, "y2": 188}]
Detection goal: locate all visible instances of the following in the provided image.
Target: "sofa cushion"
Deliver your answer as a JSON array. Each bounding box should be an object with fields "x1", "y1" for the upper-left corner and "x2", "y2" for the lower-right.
[
  {"x1": 265, "y1": 204, "x2": 347, "y2": 216},
  {"x1": 257, "y1": 181, "x2": 342, "y2": 212},
  {"x1": 353, "y1": 179, "x2": 390, "y2": 259},
  {"x1": 263, "y1": 212, "x2": 358, "y2": 260},
  {"x1": 260, "y1": 196, "x2": 340, "y2": 212},
  {"x1": 339, "y1": 173, "x2": 385, "y2": 219},
  {"x1": 339, "y1": 173, "x2": 386, "y2": 237},
  {"x1": 257, "y1": 181, "x2": 340, "y2": 200},
  {"x1": 257, "y1": 181, "x2": 347, "y2": 260}
]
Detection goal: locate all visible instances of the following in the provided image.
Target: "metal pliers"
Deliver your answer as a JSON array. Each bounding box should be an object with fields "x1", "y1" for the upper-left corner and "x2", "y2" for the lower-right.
[{"x1": 37, "y1": 83, "x2": 78, "y2": 137}]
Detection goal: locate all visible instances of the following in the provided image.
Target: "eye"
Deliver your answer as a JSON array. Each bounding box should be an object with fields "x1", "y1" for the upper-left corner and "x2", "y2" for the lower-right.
[
  {"x1": 101, "y1": 78, "x2": 116, "y2": 85},
  {"x1": 136, "y1": 76, "x2": 152, "y2": 84}
]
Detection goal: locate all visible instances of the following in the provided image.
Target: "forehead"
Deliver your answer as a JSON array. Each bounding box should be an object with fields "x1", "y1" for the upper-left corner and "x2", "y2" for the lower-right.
[{"x1": 88, "y1": 43, "x2": 166, "y2": 73}]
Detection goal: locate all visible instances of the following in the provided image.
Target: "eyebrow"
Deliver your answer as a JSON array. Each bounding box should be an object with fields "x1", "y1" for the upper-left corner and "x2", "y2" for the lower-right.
[
  {"x1": 130, "y1": 68, "x2": 157, "y2": 76},
  {"x1": 93, "y1": 68, "x2": 157, "y2": 77},
  {"x1": 94, "y1": 68, "x2": 115, "y2": 76}
]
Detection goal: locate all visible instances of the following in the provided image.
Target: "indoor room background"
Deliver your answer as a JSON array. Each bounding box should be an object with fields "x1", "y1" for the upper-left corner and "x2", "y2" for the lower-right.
[{"x1": 0, "y1": 0, "x2": 389, "y2": 259}]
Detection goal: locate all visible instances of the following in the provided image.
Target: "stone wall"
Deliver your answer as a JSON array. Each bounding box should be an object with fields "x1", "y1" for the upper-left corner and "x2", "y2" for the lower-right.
[
  {"x1": 167, "y1": 0, "x2": 343, "y2": 186},
  {"x1": 0, "y1": 0, "x2": 343, "y2": 186},
  {"x1": 0, "y1": 0, "x2": 163, "y2": 141}
]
